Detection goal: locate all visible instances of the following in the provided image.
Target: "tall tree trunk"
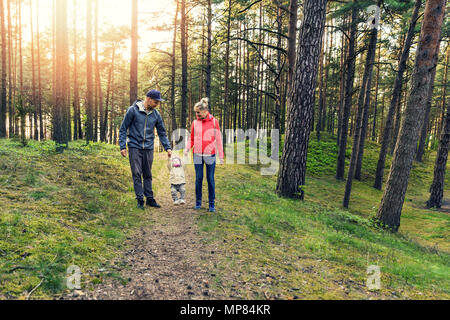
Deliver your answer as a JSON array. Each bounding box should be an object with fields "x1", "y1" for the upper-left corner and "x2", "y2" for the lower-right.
[
  {"x1": 336, "y1": 2, "x2": 358, "y2": 180},
  {"x1": 316, "y1": 28, "x2": 325, "y2": 141},
  {"x1": 373, "y1": 0, "x2": 421, "y2": 190},
  {"x1": 180, "y1": 0, "x2": 188, "y2": 135},
  {"x1": 18, "y1": 0, "x2": 24, "y2": 140},
  {"x1": 355, "y1": 16, "x2": 380, "y2": 180},
  {"x1": 371, "y1": 36, "x2": 381, "y2": 141},
  {"x1": 416, "y1": 50, "x2": 439, "y2": 162},
  {"x1": 130, "y1": 0, "x2": 137, "y2": 105},
  {"x1": 0, "y1": 0, "x2": 6, "y2": 137},
  {"x1": 36, "y1": 0, "x2": 42, "y2": 140},
  {"x1": 7, "y1": 0, "x2": 12, "y2": 137},
  {"x1": 286, "y1": 0, "x2": 298, "y2": 98},
  {"x1": 276, "y1": 0, "x2": 327, "y2": 199},
  {"x1": 30, "y1": 0, "x2": 38, "y2": 140},
  {"x1": 104, "y1": 45, "x2": 115, "y2": 144},
  {"x1": 205, "y1": 0, "x2": 212, "y2": 102},
  {"x1": 274, "y1": 5, "x2": 283, "y2": 133},
  {"x1": 436, "y1": 46, "x2": 449, "y2": 142},
  {"x1": 51, "y1": 0, "x2": 55, "y2": 139},
  {"x1": 427, "y1": 99, "x2": 449, "y2": 208},
  {"x1": 223, "y1": 0, "x2": 231, "y2": 135},
  {"x1": 170, "y1": 0, "x2": 178, "y2": 139},
  {"x1": 337, "y1": 18, "x2": 347, "y2": 144},
  {"x1": 390, "y1": 66, "x2": 408, "y2": 155},
  {"x1": 95, "y1": 0, "x2": 104, "y2": 142},
  {"x1": 72, "y1": 0, "x2": 80, "y2": 140},
  {"x1": 85, "y1": 0, "x2": 94, "y2": 142},
  {"x1": 344, "y1": 21, "x2": 379, "y2": 207},
  {"x1": 54, "y1": 0, "x2": 69, "y2": 151},
  {"x1": 376, "y1": 0, "x2": 446, "y2": 231}
]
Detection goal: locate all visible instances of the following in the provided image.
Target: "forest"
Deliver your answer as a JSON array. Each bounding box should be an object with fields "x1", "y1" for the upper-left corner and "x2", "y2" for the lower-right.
[{"x1": 0, "y1": 0, "x2": 449, "y2": 300}]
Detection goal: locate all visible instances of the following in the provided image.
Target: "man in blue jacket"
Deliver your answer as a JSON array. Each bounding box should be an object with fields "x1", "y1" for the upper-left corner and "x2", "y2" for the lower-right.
[{"x1": 119, "y1": 89, "x2": 172, "y2": 209}]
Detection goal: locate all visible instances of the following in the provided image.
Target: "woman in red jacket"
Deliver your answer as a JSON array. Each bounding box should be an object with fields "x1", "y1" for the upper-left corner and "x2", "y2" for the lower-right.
[{"x1": 184, "y1": 98, "x2": 224, "y2": 212}]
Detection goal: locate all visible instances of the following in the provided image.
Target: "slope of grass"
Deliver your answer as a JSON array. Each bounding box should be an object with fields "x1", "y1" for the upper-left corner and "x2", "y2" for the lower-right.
[
  {"x1": 0, "y1": 138, "x2": 153, "y2": 299},
  {"x1": 198, "y1": 132, "x2": 450, "y2": 299}
]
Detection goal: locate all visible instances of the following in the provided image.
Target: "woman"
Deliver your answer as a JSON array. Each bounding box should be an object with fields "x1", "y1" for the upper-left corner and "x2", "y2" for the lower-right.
[{"x1": 184, "y1": 98, "x2": 224, "y2": 212}]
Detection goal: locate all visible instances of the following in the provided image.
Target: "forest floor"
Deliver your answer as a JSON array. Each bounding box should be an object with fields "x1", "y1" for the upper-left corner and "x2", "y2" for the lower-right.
[
  {"x1": 67, "y1": 160, "x2": 228, "y2": 300},
  {"x1": 0, "y1": 134, "x2": 449, "y2": 299}
]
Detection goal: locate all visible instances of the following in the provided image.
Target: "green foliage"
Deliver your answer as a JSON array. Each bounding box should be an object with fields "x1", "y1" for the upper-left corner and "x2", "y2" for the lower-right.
[{"x1": 0, "y1": 138, "x2": 148, "y2": 299}]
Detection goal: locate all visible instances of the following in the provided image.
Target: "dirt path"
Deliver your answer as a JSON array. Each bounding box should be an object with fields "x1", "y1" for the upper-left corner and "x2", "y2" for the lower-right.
[{"x1": 68, "y1": 153, "x2": 227, "y2": 300}]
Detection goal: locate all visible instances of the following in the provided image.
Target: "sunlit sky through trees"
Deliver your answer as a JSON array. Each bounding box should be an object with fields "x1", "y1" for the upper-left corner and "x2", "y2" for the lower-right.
[{"x1": 21, "y1": 0, "x2": 177, "y2": 58}]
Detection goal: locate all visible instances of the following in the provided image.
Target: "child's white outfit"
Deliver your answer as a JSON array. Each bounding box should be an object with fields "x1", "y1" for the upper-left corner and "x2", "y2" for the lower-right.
[{"x1": 168, "y1": 156, "x2": 186, "y2": 204}]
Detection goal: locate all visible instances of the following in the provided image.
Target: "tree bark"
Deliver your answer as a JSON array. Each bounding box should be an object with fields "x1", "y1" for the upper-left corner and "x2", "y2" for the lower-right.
[
  {"x1": 130, "y1": 0, "x2": 137, "y2": 105},
  {"x1": 30, "y1": 0, "x2": 38, "y2": 140},
  {"x1": 36, "y1": 0, "x2": 43, "y2": 140},
  {"x1": 85, "y1": 0, "x2": 94, "y2": 142},
  {"x1": 355, "y1": 19, "x2": 380, "y2": 180},
  {"x1": 416, "y1": 52, "x2": 439, "y2": 162},
  {"x1": 205, "y1": 0, "x2": 212, "y2": 103},
  {"x1": 376, "y1": 0, "x2": 446, "y2": 231},
  {"x1": 373, "y1": 0, "x2": 421, "y2": 190},
  {"x1": 427, "y1": 100, "x2": 449, "y2": 208},
  {"x1": 54, "y1": 0, "x2": 69, "y2": 151},
  {"x1": 72, "y1": 0, "x2": 80, "y2": 140},
  {"x1": 7, "y1": 0, "x2": 13, "y2": 137},
  {"x1": 276, "y1": 0, "x2": 327, "y2": 199},
  {"x1": 180, "y1": 0, "x2": 188, "y2": 135},
  {"x1": 336, "y1": 2, "x2": 358, "y2": 180},
  {"x1": 344, "y1": 22, "x2": 378, "y2": 207},
  {"x1": 0, "y1": 0, "x2": 6, "y2": 137}
]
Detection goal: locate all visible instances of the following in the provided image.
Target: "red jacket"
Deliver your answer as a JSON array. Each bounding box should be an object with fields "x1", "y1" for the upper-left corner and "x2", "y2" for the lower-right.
[{"x1": 185, "y1": 112, "x2": 224, "y2": 159}]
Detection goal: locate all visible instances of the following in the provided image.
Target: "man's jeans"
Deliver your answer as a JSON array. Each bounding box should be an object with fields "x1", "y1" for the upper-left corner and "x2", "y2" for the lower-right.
[
  {"x1": 129, "y1": 148, "x2": 154, "y2": 201},
  {"x1": 194, "y1": 153, "x2": 216, "y2": 206}
]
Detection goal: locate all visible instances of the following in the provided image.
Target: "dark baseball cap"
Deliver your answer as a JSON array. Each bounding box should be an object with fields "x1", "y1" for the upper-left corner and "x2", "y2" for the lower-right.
[{"x1": 146, "y1": 89, "x2": 165, "y2": 101}]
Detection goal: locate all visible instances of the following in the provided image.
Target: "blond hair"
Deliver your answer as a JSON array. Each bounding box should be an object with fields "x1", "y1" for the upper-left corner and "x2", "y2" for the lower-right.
[{"x1": 194, "y1": 97, "x2": 209, "y2": 111}]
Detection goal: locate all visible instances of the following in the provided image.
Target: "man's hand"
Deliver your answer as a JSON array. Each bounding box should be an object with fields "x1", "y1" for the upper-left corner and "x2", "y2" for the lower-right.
[
  {"x1": 167, "y1": 149, "x2": 172, "y2": 158},
  {"x1": 218, "y1": 158, "x2": 224, "y2": 165},
  {"x1": 120, "y1": 149, "x2": 127, "y2": 157}
]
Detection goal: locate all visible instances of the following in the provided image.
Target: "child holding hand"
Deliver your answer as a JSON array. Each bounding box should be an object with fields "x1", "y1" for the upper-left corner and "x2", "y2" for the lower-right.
[{"x1": 168, "y1": 155, "x2": 187, "y2": 205}]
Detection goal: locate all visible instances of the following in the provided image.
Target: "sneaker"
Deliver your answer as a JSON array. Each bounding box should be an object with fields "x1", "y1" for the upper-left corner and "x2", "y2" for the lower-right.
[
  {"x1": 194, "y1": 201, "x2": 201, "y2": 210},
  {"x1": 137, "y1": 200, "x2": 145, "y2": 210},
  {"x1": 179, "y1": 199, "x2": 185, "y2": 205},
  {"x1": 174, "y1": 199, "x2": 180, "y2": 205},
  {"x1": 209, "y1": 204, "x2": 215, "y2": 212},
  {"x1": 146, "y1": 198, "x2": 161, "y2": 208}
]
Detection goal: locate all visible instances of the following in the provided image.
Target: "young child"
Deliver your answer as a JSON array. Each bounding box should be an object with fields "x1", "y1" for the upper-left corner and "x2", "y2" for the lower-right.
[{"x1": 168, "y1": 155, "x2": 186, "y2": 205}]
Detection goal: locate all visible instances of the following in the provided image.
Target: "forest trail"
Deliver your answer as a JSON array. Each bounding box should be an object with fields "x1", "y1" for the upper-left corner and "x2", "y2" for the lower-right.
[{"x1": 68, "y1": 153, "x2": 228, "y2": 300}]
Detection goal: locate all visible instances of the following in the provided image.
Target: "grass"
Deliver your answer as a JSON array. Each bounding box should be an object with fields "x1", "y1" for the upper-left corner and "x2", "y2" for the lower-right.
[
  {"x1": 197, "y1": 132, "x2": 450, "y2": 299},
  {"x1": 0, "y1": 138, "x2": 150, "y2": 299},
  {"x1": 0, "y1": 132, "x2": 448, "y2": 299}
]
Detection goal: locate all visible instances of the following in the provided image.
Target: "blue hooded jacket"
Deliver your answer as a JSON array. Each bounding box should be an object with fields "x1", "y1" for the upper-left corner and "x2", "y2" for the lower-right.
[{"x1": 119, "y1": 100, "x2": 171, "y2": 151}]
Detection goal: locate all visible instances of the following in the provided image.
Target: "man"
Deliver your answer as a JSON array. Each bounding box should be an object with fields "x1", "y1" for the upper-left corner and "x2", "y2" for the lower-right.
[{"x1": 119, "y1": 89, "x2": 172, "y2": 209}]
